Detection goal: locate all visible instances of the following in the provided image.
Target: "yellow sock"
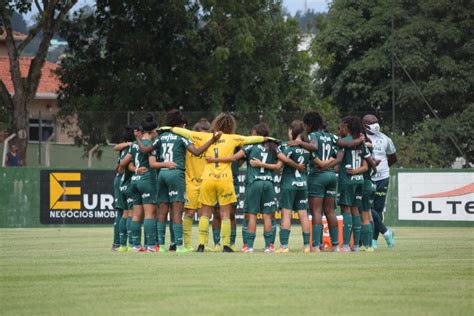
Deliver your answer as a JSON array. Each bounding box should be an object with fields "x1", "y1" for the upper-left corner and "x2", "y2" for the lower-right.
[
  {"x1": 221, "y1": 219, "x2": 231, "y2": 246},
  {"x1": 183, "y1": 215, "x2": 193, "y2": 247},
  {"x1": 198, "y1": 216, "x2": 209, "y2": 246}
]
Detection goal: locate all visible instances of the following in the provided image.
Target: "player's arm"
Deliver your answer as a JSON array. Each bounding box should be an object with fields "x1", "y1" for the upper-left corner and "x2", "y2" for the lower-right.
[
  {"x1": 336, "y1": 135, "x2": 365, "y2": 148},
  {"x1": 148, "y1": 155, "x2": 176, "y2": 170},
  {"x1": 127, "y1": 161, "x2": 148, "y2": 174},
  {"x1": 321, "y1": 150, "x2": 343, "y2": 171},
  {"x1": 347, "y1": 159, "x2": 368, "y2": 175},
  {"x1": 239, "y1": 135, "x2": 265, "y2": 145},
  {"x1": 206, "y1": 149, "x2": 246, "y2": 163},
  {"x1": 119, "y1": 152, "x2": 132, "y2": 168},
  {"x1": 136, "y1": 137, "x2": 154, "y2": 154},
  {"x1": 113, "y1": 142, "x2": 131, "y2": 152},
  {"x1": 288, "y1": 139, "x2": 317, "y2": 152},
  {"x1": 313, "y1": 156, "x2": 336, "y2": 168},
  {"x1": 276, "y1": 152, "x2": 305, "y2": 172},
  {"x1": 250, "y1": 158, "x2": 284, "y2": 170},
  {"x1": 186, "y1": 131, "x2": 223, "y2": 156}
]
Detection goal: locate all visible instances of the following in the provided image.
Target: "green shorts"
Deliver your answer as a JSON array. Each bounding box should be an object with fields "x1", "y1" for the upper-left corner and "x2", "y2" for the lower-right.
[
  {"x1": 130, "y1": 174, "x2": 157, "y2": 206},
  {"x1": 280, "y1": 187, "x2": 308, "y2": 211},
  {"x1": 338, "y1": 182, "x2": 363, "y2": 207},
  {"x1": 308, "y1": 172, "x2": 337, "y2": 198},
  {"x1": 120, "y1": 181, "x2": 133, "y2": 210},
  {"x1": 244, "y1": 180, "x2": 276, "y2": 214},
  {"x1": 157, "y1": 169, "x2": 185, "y2": 204},
  {"x1": 113, "y1": 175, "x2": 125, "y2": 210},
  {"x1": 360, "y1": 180, "x2": 376, "y2": 212}
]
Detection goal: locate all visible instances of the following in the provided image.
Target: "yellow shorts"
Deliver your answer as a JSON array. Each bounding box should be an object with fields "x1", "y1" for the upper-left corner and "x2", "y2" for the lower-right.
[
  {"x1": 184, "y1": 182, "x2": 201, "y2": 210},
  {"x1": 199, "y1": 179, "x2": 237, "y2": 206}
]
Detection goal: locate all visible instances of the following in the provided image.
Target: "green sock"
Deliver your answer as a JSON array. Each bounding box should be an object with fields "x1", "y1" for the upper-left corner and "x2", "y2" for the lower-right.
[
  {"x1": 113, "y1": 209, "x2": 123, "y2": 246},
  {"x1": 312, "y1": 224, "x2": 323, "y2": 247},
  {"x1": 279, "y1": 228, "x2": 290, "y2": 247},
  {"x1": 169, "y1": 220, "x2": 175, "y2": 245},
  {"x1": 130, "y1": 220, "x2": 142, "y2": 247},
  {"x1": 213, "y1": 227, "x2": 221, "y2": 245},
  {"x1": 144, "y1": 219, "x2": 157, "y2": 247},
  {"x1": 157, "y1": 221, "x2": 166, "y2": 245},
  {"x1": 352, "y1": 215, "x2": 361, "y2": 248},
  {"x1": 329, "y1": 226, "x2": 339, "y2": 246},
  {"x1": 172, "y1": 223, "x2": 183, "y2": 246},
  {"x1": 302, "y1": 231, "x2": 310, "y2": 247},
  {"x1": 370, "y1": 221, "x2": 375, "y2": 241},
  {"x1": 230, "y1": 227, "x2": 237, "y2": 245},
  {"x1": 271, "y1": 218, "x2": 277, "y2": 244},
  {"x1": 119, "y1": 216, "x2": 128, "y2": 246},
  {"x1": 247, "y1": 232, "x2": 256, "y2": 249},
  {"x1": 126, "y1": 216, "x2": 132, "y2": 241},
  {"x1": 361, "y1": 224, "x2": 371, "y2": 248},
  {"x1": 264, "y1": 231, "x2": 273, "y2": 249},
  {"x1": 242, "y1": 217, "x2": 248, "y2": 245},
  {"x1": 342, "y1": 213, "x2": 352, "y2": 247}
]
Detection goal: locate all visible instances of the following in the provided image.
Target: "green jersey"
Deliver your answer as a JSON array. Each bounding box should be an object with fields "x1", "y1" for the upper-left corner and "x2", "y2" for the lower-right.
[
  {"x1": 308, "y1": 131, "x2": 338, "y2": 174},
  {"x1": 129, "y1": 139, "x2": 154, "y2": 181},
  {"x1": 153, "y1": 131, "x2": 192, "y2": 171},
  {"x1": 231, "y1": 147, "x2": 241, "y2": 185},
  {"x1": 277, "y1": 142, "x2": 311, "y2": 190},
  {"x1": 338, "y1": 135, "x2": 370, "y2": 185},
  {"x1": 118, "y1": 146, "x2": 133, "y2": 185},
  {"x1": 243, "y1": 144, "x2": 277, "y2": 185}
]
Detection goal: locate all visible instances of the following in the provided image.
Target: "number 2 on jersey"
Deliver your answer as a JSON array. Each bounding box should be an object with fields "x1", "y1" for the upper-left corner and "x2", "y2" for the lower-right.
[{"x1": 295, "y1": 155, "x2": 305, "y2": 178}]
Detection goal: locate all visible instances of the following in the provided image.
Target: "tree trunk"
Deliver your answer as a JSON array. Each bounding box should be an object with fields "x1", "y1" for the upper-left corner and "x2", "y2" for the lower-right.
[{"x1": 12, "y1": 93, "x2": 28, "y2": 166}]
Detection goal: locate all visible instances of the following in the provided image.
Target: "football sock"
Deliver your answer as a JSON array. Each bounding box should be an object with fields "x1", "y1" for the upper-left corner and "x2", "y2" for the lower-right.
[
  {"x1": 213, "y1": 227, "x2": 221, "y2": 245},
  {"x1": 198, "y1": 216, "x2": 209, "y2": 246},
  {"x1": 370, "y1": 221, "x2": 374, "y2": 243},
  {"x1": 264, "y1": 231, "x2": 273, "y2": 249},
  {"x1": 329, "y1": 226, "x2": 339, "y2": 246},
  {"x1": 279, "y1": 228, "x2": 290, "y2": 247},
  {"x1": 119, "y1": 216, "x2": 128, "y2": 246},
  {"x1": 361, "y1": 224, "x2": 371, "y2": 248},
  {"x1": 221, "y1": 219, "x2": 231, "y2": 246},
  {"x1": 342, "y1": 213, "x2": 352, "y2": 246},
  {"x1": 302, "y1": 231, "x2": 310, "y2": 247},
  {"x1": 157, "y1": 221, "x2": 166, "y2": 245},
  {"x1": 130, "y1": 220, "x2": 142, "y2": 247},
  {"x1": 144, "y1": 219, "x2": 157, "y2": 247},
  {"x1": 312, "y1": 224, "x2": 323, "y2": 247},
  {"x1": 271, "y1": 218, "x2": 277, "y2": 244},
  {"x1": 247, "y1": 232, "x2": 256, "y2": 249},
  {"x1": 172, "y1": 223, "x2": 183, "y2": 246},
  {"x1": 230, "y1": 227, "x2": 237, "y2": 245},
  {"x1": 183, "y1": 215, "x2": 193, "y2": 247},
  {"x1": 169, "y1": 220, "x2": 176, "y2": 245},
  {"x1": 126, "y1": 216, "x2": 133, "y2": 246},
  {"x1": 352, "y1": 215, "x2": 361, "y2": 248},
  {"x1": 242, "y1": 217, "x2": 248, "y2": 244},
  {"x1": 113, "y1": 209, "x2": 123, "y2": 245}
]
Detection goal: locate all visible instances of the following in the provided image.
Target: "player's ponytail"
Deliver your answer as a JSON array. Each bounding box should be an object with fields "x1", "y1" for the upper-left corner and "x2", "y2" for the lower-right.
[
  {"x1": 252, "y1": 122, "x2": 277, "y2": 154},
  {"x1": 290, "y1": 120, "x2": 306, "y2": 141}
]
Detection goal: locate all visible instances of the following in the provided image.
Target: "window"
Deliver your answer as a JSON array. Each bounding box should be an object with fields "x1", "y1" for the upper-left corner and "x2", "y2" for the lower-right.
[{"x1": 29, "y1": 118, "x2": 54, "y2": 142}]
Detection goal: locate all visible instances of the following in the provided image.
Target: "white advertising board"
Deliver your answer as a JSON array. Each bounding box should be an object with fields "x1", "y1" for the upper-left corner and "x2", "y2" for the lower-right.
[{"x1": 398, "y1": 172, "x2": 474, "y2": 221}]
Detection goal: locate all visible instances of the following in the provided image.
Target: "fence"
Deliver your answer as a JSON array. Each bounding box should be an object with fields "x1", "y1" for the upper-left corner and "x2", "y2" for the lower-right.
[{"x1": 0, "y1": 167, "x2": 472, "y2": 228}]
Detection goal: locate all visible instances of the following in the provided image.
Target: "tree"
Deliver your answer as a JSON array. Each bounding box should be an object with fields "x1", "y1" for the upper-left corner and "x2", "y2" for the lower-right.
[
  {"x1": 0, "y1": 0, "x2": 77, "y2": 166},
  {"x1": 312, "y1": 0, "x2": 473, "y2": 130},
  {"x1": 57, "y1": 0, "x2": 317, "y2": 146}
]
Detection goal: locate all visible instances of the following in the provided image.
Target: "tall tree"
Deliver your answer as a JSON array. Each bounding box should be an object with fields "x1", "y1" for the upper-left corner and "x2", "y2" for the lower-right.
[
  {"x1": 0, "y1": 0, "x2": 77, "y2": 165},
  {"x1": 312, "y1": 0, "x2": 473, "y2": 130}
]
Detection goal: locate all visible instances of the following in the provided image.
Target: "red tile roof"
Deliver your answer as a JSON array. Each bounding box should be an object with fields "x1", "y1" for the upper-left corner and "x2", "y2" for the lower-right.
[{"x1": 0, "y1": 56, "x2": 60, "y2": 95}]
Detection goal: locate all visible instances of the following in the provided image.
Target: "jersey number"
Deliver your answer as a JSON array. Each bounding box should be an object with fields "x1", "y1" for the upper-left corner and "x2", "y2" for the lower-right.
[
  {"x1": 162, "y1": 144, "x2": 174, "y2": 162},
  {"x1": 321, "y1": 143, "x2": 332, "y2": 161},
  {"x1": 351, "y1": 150, "x2": 361, "y2": 169},
  {"x1": 260, "y1": 152, "x2": 268, "y2": 173},
  {"x1": 295, "y1": 156, "x2": 305, "y2": 178}
]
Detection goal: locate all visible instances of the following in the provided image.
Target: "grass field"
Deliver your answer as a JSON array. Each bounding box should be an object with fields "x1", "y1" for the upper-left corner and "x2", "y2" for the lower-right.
[{"x1": 0, "y1": 226, "x2": 473, "y2": 315}]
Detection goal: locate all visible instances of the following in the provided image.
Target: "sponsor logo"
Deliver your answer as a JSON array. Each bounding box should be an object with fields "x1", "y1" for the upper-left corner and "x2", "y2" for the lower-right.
[
  {"x1": 142, "y1": 193, "x2": 150, "y2": 199},
  {"x1": 263, "y1": 200, "x2": 276, "y2": 207},
  {"x1": 169, "y1": 191, "x2": 178, "y2": 197},
  {"x1": 398, "y1": 173, "x2": 474, "y2": 222},
  {"x1": 41, "y1": 170, "x2": 116, "y2": 224}
]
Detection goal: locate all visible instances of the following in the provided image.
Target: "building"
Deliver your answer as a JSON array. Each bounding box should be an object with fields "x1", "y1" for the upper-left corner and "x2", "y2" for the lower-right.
[{"x1": 0, "y1": 30, "x2": 73, "y2": 144}]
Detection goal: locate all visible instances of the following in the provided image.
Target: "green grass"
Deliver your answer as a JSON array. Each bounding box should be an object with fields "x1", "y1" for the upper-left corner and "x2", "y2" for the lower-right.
[{"x1": 0, "y1": 227, "x2": 473, "y2": 315}]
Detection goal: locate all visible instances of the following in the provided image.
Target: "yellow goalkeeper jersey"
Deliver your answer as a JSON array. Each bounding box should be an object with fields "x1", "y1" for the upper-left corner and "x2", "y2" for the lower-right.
[{"x1": 172, "y1": 127, "x2": 264, "y2": 182}]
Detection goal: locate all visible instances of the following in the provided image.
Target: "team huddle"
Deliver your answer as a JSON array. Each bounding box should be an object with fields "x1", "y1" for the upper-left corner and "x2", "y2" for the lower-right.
[{"x1": 111, "y1": 110, "x2": 396, "y2": 253}]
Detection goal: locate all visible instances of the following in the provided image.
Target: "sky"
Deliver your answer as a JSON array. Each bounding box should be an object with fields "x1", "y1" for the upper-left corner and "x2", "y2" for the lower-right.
[{"x1": 25, "y1": 0, "x2": 329, "y2": 24}]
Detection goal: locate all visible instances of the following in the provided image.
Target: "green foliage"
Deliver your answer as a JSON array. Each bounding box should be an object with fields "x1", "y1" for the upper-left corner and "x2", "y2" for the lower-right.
[
  {"x1": 313, "y1": 0, "x2": 473, "y2": 129},
  {"x1": 393, "y1": 104, "x2": 473, "y2": 167},
  {"x1": 57, "y1": 0, "x2": 318, "y2": 147}
]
